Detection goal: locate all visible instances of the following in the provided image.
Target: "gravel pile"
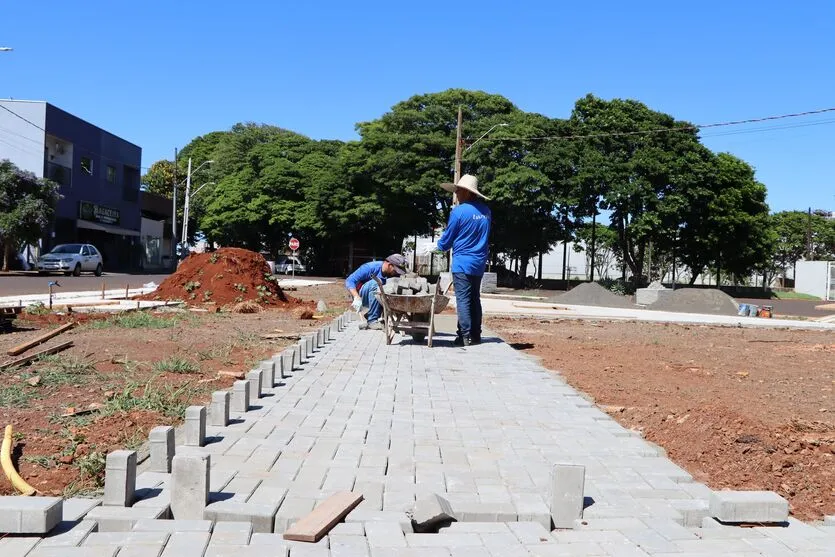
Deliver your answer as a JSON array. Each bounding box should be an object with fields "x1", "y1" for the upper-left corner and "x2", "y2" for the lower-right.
[
  {"x1": 649, "y1": 288, "x2": 739, "y2": 316},
  {"x1": 556, "y1": 282, "x2": 635, "y2": 308}
]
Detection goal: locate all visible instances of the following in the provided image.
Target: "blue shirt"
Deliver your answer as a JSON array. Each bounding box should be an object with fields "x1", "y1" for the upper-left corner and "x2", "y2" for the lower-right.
[
  {"x1": 345, "y1": 261, "x2": 385, "y2": 291},
  {"x1": 437, "y1": 200, "x2": 491, "y2": 275}
]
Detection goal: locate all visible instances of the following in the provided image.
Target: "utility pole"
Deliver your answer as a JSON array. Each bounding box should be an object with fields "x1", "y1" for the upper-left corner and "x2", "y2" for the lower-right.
[
  {"x1": 807, "y1": 207, "x2": 813, "y2": 260},
  {"x1": 453, "y1": 107, "x2": 463, "y2": 201},
  {"x1": 448, "y1": 106, "x2": 463, "y2": 272},
  {"x1": 181, "y1": 158, "x2": 193, "y2": 250},
  {"x1": 589, "y1": 210, "x2": 597, "y2": 282},
  {"x1": 172, "y1": 148, "x2": 178, "y2": 264}
]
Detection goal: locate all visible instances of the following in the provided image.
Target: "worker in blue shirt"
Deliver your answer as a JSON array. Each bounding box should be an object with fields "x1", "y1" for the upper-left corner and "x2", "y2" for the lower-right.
[
  {"x1": 424, "y1": 174, "x2": 491, "y2": 346},
  {"x1": 345, "y1": 254, "x2": 408, "y2": 330}
]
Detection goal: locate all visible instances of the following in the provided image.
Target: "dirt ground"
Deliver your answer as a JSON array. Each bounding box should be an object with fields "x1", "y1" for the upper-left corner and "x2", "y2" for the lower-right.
[
  {"x1": 0, "y1": 281, "x2": 346, "y2": 497},
  {"x1": 488, "y1": 317, "x2": 835, "y2": 521}
]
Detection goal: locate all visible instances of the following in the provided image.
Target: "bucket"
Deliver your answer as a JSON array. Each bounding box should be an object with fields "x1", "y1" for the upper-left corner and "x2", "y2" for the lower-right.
[
  {"x1": 748, "y1": 305, "x2": 759, "y2": 317},
  {"x1": 737, "y1": 304, "x2": 749, "y2": 317},
  {"x1": 760, "y1": 305, "x2": 773, "y2": 318}
]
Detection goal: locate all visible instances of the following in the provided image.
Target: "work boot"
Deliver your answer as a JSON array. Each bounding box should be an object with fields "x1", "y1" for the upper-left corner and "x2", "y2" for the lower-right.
[
  {"x1": 453, "y1": 335, "x2": 471, "y2": 347},
  {"x1": 360, "y1": 320, "x2": 383, "y2": 331}
]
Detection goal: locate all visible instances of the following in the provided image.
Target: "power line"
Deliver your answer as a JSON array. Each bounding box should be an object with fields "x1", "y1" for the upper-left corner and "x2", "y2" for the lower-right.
[
  {"x1": 0, "y1": 104, "x2": 151, "y2": 171},
  {"x1": 474, "y1": 106, "x2": 835, "y2": 144}
]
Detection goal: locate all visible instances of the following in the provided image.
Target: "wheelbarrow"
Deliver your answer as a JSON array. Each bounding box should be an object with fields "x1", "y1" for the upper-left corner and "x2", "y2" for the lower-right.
[{"x1": 372, "y1": 276, "x2": 450, "y2": 346}]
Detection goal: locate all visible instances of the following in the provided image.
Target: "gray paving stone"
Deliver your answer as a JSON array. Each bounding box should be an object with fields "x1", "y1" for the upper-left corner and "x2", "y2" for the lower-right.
[
  {"x1": 260, "y1": 359, "x2": 277, "y2": 387},
  {"x1": 159, "y1": 531, "x2": 211, "y2": 557},
  {"x1": 209, "y1": 520, "x2": 252, "y2": 544},
  {"x1": 204, "y1": 500, "x2": 280, "y2": 533},
  {"x1": 83, "y1": 531, "x2": 170, "y2": 546},
  {"x1": 365, "y1": 521, "x2": 407, "y2": 547},
  {"x1": 84, "y1": 506, "x2": 168, "y2": 532},
  {"x1": 35, "y1": 521, "x2": 95, "y2": 549},
  {"x1": 61, "y1": 498, "x2": 102, "y2": 522},
  {"x1": 103, "y1": 450, "x2": 137, "y2": 507},
  {"x1": 149, "y1": 426, "x2": 175, "y2": 472},
  {"x1": 0, "y1": 496, "x2": 63, "y2": 534},
  {"x1": 132, "y1": 518, "x2": 213, "y2": 532},
  {"x1": 0, "y1": 537, "x2": 41, "y2": 557},
  {"x1": 412, "y1": 494, "x2": 455, "y2": 532},
  {"x1": 28, "y1": 547, "x2": 120, "y2": 557},
  {"x1": 247, "y1": 370, "x2": 263, "y2": 400},
  {"x1": 211, "y1": 391, "x2": 231, "y2": 427},
  {"x1": 709, "y1": 490, "x2": 789, "y2": 523},
  {"x1": 231, "y1": 380, "x2": 250, "y2": 413},
  {"x1": 170, "y1": 454, "x2": 210, "y2": 520}
]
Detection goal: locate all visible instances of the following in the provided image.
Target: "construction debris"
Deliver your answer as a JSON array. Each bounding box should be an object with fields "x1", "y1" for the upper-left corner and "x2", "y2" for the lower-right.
[
  {"x1": 6, "y1": 322, "x2": 75, "y2": 356},
  {"x1": 283, "y1": 491, "x2": 363, "y2": 542},
  {"x1": 412, "y1": 494, "x2": 456, "y2": 533},
  {"x1": 0, "y1": 341, "x2": 74, "y2": 370}
]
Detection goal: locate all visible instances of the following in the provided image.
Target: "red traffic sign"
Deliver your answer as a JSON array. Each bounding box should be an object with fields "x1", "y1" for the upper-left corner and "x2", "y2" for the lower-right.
[{"x1": 289, "y1": 238, "x2": 300, "y2": 251}]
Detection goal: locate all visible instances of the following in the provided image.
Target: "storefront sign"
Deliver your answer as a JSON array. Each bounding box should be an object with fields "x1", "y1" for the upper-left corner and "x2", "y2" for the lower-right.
[{"x1": 79, "y1": 201, "x2": 120, "y2": 226}]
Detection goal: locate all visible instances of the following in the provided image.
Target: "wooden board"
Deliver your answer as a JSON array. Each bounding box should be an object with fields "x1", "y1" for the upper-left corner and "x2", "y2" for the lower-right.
[
  {"x1": 283, "y1": 491, "x2": 363, "y2": 542},
  {"x1": 7, "y1": 322, "x2": 75, "y2": 356},
  {"x1": 0, "y1": 341, "x2": 74, "y2": 370}
]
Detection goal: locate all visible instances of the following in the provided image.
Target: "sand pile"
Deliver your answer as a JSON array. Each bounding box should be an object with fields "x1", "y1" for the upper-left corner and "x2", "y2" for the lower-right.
[
  {"x1": 142, "y1": 248, "x2": 308, "y2": 309},
  {"x1": 557, "y1": 282, "x2": 635, "y2": 308},
  {"x1": 649, "y1": 288, "x2": 739, "y2": 316}
]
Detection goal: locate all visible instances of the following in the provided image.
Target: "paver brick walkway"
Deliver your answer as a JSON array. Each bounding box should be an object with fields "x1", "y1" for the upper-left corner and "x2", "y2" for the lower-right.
[{"x1": 4, "y1": 317, "x2": 834, "y2": 556}]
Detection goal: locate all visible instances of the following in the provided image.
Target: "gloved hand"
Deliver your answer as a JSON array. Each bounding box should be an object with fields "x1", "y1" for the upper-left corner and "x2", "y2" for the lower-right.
[
  {"x1": 420, "y1": 241, "x2": 439, "y2": 255},
  {"x1": 351, "y1": 296, "x2": 362, "y2": 312}
]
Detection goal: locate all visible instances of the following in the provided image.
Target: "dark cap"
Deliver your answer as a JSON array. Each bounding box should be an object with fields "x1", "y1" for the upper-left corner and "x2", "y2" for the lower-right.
[{"x1": 385, "y1": 254, "x2": 408, "y2": 275}]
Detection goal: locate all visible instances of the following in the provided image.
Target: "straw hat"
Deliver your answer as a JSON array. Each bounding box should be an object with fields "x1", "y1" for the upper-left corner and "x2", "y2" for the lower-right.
[{"x1": 440, "y1": 174, "x2": 490, "y2": 200}]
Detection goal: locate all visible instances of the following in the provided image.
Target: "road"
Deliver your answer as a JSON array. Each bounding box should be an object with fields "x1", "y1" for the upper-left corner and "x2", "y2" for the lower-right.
[
  {"x1": 0, "y1": 272, "x2": 171, "y2": 297},
  {"x1": 0, "y1": 272, "x2": 338, "y2": 297}
]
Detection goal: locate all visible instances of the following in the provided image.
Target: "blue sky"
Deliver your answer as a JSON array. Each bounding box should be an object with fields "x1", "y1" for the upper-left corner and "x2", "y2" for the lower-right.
[{"x1": 2, "y1": 0, "x2": 833, "y2": 212}]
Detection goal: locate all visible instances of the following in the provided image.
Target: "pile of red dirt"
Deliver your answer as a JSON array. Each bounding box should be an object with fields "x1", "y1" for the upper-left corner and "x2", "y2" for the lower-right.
[{"x1": 141, "y1": 248, "x2": 307, "y2": 308}]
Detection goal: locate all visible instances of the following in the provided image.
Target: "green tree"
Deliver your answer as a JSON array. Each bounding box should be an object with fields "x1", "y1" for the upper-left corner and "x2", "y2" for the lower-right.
[
  {"x1": 573, "y1": 222, "x2": 620, "y2": 279},
  {"x1": 570, "y1": 94, "x2": 707, "y2": 285},
  {"x1": 0, "y1": 160, "x2": 60, "y2": 270},
  {"x1": 767, "y1": 210, "x2": 835, "y2": 280}
]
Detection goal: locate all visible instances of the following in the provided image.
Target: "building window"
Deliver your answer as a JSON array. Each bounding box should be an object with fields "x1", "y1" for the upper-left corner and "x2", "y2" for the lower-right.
[
  {"x1": 80, "y1": 156, "x2": 94, "y2": 176},
  {"x1": 106, "y1": 165, "x2": 117, "y2": 184}
]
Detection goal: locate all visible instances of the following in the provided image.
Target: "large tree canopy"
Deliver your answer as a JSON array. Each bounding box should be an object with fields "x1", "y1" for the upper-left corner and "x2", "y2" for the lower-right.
[
  {"x1": 142, "y1": 89, "x2": 781, "y2": 281},
  {"x1": 0, "y1": 159, "x2": 60, "y2": 271}
]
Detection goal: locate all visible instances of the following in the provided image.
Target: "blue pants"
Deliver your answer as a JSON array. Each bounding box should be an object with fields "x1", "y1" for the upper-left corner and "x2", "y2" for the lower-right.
[
  {"x1": 453, "y1": 273, "x2": 483, "y2": 340},
  {"x1": 359, "y1": 280, "x2": 383, "y2": 323}
]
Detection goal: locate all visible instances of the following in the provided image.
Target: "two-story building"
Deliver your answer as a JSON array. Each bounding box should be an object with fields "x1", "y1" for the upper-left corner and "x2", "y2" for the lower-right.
[{"x1": 0, "y1": 99, "x2": 143, "y2": 271}]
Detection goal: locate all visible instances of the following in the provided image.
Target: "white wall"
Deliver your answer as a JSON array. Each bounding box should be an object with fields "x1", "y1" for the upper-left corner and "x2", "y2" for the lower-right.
[
  {"x1": 0, "y1": 100, "x2": 47, "y2": 176},
  {"x1": 795, "y1": 260, "x2": 830, "y2": 300}
]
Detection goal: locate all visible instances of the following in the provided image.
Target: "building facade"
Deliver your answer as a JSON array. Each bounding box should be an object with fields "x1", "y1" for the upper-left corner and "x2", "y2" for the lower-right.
[{"x1": 0, "y1": 99, "x2": 143, "y2": 271}]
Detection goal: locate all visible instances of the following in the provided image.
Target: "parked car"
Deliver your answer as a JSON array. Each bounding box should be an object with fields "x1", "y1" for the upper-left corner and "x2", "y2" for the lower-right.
[
  {"x1": 275, "y1": 255, "x2": 306, "y2": 275},
  {"x1": 38, "y1": 243, "x2": 103, "y2": 276}
]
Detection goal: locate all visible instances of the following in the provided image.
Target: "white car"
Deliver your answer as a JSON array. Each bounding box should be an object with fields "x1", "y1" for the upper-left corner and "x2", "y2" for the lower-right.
[
  {"x1": 275, "y1": 255, "x2": 306, "y2": 275},
  {"x1": 38, "y1": 243, "x2": 103, "y2": 276}
]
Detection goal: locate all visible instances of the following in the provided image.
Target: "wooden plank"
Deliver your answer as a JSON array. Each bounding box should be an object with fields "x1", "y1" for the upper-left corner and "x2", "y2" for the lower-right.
[
  {"x1": 7, "y1": 322, "x2": 75, "y2": 356},
  {"x1": 0, "y1": 341, "x2": 74, "y2": 370},
  {"x1": 283, "y1": 491, "x2": 363, "y2": 543}
]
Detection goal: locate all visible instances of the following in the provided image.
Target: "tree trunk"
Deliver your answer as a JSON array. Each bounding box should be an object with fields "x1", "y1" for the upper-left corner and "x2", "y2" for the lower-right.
[
  {"x1": 2, "y1": 243, "x2": 12, "y2": 272},
  {"x1": 537, "y1": 252, "x2": 543, "y2": 281}
]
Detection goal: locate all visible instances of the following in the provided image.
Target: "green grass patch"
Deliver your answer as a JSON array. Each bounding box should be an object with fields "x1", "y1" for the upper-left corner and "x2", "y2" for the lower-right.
[
  {"x1": 153, "y1": 356, "x2": 199, "y2": 374},
  {"x1": 89, "y1": 312, "x2": 181, "y2": 330},
  {"x1": 104, "y1": 375, "x2": 197, "y2": 419},
  {"x1": 21, "y1": 454, "x2": 57, "y2": 469},
  {"x1": 0, "y1": 383, "x2": 38, "y2": 407},
  {"x1": 772, "y1": 291, "x2": 821, "y2": 301}
]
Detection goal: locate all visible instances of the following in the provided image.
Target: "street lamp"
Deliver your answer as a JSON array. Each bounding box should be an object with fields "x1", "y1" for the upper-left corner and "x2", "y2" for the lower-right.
[
  {"x1": 465, "y1": 123, "x2": 509, "y2": 152},
  {"x1": 178, "y1": 159, "x2": 213, "y2": 257},
  {"x1": 181, "y1": 181, "x2": 215, "y2": 249}
]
